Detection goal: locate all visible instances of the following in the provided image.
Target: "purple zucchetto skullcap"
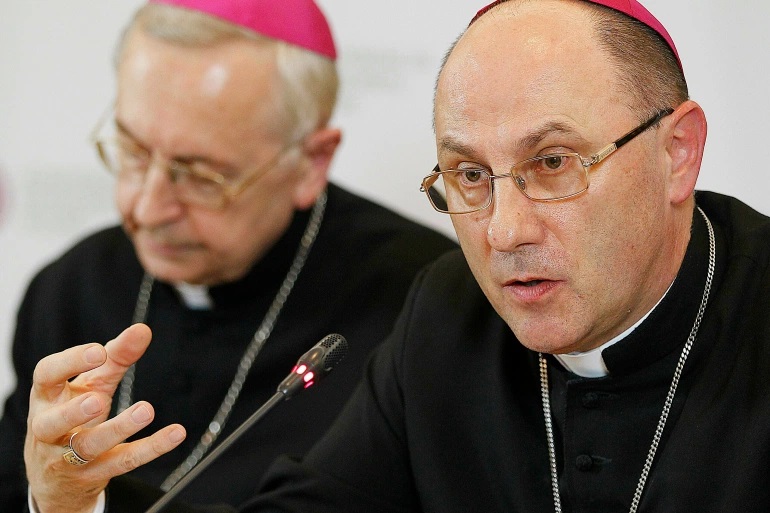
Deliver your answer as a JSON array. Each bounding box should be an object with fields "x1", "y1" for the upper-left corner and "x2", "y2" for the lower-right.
[
  {"x1": 471, "y1": 0, "x2": 682, "y2": 71},
  {"x1": 149, "y1": 0, "x2": 337, "y2": 60}
]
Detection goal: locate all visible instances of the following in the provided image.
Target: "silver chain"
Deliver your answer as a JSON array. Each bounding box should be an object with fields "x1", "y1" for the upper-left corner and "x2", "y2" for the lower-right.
[
  {"x1": 115, "y1": 272, "x2": 155, "y2": 413},
  {"x1": 116, "y1": 190, "x2": 327, "y2": 491},
  {"x1": 539, "y1": 206, "x2": 715, "y2": 513}
]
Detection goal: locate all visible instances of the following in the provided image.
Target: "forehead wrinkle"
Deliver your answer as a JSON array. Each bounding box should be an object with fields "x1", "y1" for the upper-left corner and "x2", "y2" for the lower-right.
[{"x1": 438, "y1": 120, "x2": 591, "y2": 165}]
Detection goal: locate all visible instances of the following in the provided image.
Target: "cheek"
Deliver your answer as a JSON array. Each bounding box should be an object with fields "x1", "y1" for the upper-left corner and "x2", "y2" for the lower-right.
[
  {"x1": 452, "y1": 213, "x2": 490, "y2": 258},
  {"x1": 577, "y1": 198, "x2": 654, "y2": 302},
  {"x1": 191, "y1": 213, "x2": 244, "y2": 253},
  {"x1": 199, "y1": 198, "x2": 293, "y2": 266},
  {"x1": 594, "y1": 186, "x2": 664, "y2": 258},
  {"x1": 183, "y1": 213, "x2": 259, "y2": 281}
]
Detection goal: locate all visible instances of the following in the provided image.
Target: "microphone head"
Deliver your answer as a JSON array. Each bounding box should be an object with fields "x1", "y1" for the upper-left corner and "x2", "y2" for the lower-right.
[
  {"x1": 277, "y1": 334, "x2": 348, "y2": 398},
  {"x1": 317, "y1": 333, "x2": 348, "y2": 372}
]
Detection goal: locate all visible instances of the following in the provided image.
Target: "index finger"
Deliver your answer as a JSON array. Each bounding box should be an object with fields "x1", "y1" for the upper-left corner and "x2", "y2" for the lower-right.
[{"x1": 32, "y1": 344, "x2": 107, "y2": 401}]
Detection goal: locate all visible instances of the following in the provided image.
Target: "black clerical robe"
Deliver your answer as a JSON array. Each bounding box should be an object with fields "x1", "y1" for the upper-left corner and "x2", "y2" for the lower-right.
[
  {"x1": 241, "y1": 191, "x2": 770, "y2": 513},
  {"x1": 21, "y1": 191, "x2": 770, "y2": 513},
  {"x1": 0, "y1": 184, "x2": 457, "y2": 511}
]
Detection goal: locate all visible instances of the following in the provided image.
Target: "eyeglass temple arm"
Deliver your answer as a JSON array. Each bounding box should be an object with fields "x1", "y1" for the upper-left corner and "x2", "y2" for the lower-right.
[
  {"x1": 420, "y1": 164, "x2": 441, "y2": 190},
  {"x1": 420, "y1": 164, "x2": 449, "y2": 210},
  {"x1": 90, "y1": 103, "x2": 116, "y2": 143},
  {"x1": 588, "y1": 108, "x2": 675, "y2": 166}
]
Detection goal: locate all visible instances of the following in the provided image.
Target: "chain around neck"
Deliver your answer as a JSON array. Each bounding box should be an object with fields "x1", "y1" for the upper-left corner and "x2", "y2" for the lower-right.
[
  {"x1": 116, "y1": 190, "x2": 327, "y2": 491},
  {"x1": 539, "y1": 206, "x2": 716, "y2": 513}
]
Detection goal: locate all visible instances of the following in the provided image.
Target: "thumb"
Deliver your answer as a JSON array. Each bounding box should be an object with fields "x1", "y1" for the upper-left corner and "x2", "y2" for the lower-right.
[{"x1": 76, "y1": 324, "x2": 153, "y2": 394}]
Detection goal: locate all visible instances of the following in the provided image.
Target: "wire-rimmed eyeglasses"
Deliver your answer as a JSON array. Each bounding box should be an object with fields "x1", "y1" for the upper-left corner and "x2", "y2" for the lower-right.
[
  {"x1": 421, "y1": 108, "x2": 674, "y2": 214},
  {"x1": 91, "y1": 108, "x2": 301, "y2": 210}
]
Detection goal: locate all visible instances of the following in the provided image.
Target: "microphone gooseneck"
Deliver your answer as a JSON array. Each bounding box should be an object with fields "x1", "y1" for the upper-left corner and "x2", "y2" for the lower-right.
[{"x1": 145, "y1": 334, "x2": 348, "y2": 513}]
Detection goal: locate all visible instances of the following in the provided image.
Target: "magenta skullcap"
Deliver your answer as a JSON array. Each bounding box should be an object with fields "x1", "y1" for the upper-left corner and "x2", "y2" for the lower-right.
[
  {"x1": 471, "y1": 0, "x2": 681, "y2": 71},
  {"x1": 149, "y1": 0, "x2": 337, "y2": 60}
]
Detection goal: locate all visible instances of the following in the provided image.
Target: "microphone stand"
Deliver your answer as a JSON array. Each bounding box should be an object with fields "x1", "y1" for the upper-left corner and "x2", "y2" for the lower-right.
[
  {"x1": 145, "y1": 392, "x2": 285, "y2": 513},
  {"x1": 144, "y1": 333, "x2": 347, "y2": 513}
]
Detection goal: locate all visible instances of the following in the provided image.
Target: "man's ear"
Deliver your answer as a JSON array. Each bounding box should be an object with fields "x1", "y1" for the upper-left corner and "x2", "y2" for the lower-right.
[
  {"x1": 664, "y1": 100, "x2": 707, "y2": 205},
  {"x1": 292, "y1": 127, "x2": 342, "y2": 210}
]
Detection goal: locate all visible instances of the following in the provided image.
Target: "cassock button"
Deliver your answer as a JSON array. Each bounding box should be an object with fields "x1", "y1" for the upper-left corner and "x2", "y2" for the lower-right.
[
  {"x1": 581, "y1": 392, "x2": 600, "y2": 408},
  {"x1": 575, "y1": 454, "x2": 594, "y2": 471}
]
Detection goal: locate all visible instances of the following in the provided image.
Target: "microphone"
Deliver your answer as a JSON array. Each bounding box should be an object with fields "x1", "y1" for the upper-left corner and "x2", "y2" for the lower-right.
[
  {"x1": 145, "y1": 334, "x2": 348, "y2": 513},
  {"x1": 277, "y1": 333, "x2": 348, "y2": 398}
]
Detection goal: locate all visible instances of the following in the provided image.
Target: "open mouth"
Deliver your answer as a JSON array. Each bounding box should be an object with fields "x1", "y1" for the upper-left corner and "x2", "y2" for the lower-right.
[{"x1": 504, "y1": 278, "x2": 559, "y2": 301}]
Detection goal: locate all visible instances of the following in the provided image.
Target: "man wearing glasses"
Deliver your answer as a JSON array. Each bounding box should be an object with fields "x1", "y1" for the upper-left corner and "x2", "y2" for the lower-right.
[
  {"x1": 0, "y1": 0, "x2": 456, "y2": 511},
  {"x1": 18, "y1": 0, "x2": 770, "y2": 512}
]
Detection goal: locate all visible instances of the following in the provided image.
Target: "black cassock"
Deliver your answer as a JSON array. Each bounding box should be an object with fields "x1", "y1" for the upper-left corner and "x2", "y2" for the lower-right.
[
  {"x1": 250, "y1": 191, "x2": 770, "y2": 513},
  {"x1": 0, "y1": 183, "x2": 457, "y2": 511}
]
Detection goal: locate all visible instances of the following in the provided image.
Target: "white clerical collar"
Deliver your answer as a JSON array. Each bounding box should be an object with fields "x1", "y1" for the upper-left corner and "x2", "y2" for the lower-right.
[
  {"x1": 554, "y1": 281, "x2": 673, "y2": 378},
  {"x1": 174, "y1": 282, "x2": 214, "y2": 310}
]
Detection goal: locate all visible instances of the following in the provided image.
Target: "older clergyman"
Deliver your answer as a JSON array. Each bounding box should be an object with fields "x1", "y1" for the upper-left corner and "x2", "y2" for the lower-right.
[
  {"x1": 19, "y1": 0, "x2": 770, "y2": 512},
  {"x1": 0, "y1": 0, "x2": 456, "y2": 511}
]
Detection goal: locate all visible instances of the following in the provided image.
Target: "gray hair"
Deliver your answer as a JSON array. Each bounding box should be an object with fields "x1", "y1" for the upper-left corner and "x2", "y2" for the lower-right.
[{"x1": 116, "y1": 3, "x2": 338, "y2": 142}]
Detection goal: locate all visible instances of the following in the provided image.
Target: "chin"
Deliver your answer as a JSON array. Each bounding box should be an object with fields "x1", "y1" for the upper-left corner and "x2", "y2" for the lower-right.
[
  {"x1": 507, "y1": 320, "x2": 581, "y2": 355},
  {"x1": 138, "y1": 256, "x2": 201, "y2": 285},
  {"x1": 516, "y1": 338, "x2": 570, "y2": 355}
]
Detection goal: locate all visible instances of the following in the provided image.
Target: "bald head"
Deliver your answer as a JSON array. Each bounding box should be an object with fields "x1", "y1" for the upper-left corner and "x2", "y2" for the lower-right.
[
  {"x1": 436, "y1": 0, "x2": 628, "y2": 146},
  {"x1": 436, "y1": 0, "x2": 687, "y2": 124}
]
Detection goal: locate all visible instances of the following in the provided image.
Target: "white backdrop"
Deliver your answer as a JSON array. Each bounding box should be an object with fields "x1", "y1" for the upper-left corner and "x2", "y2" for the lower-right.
[{"x1": 1, "y1": 0, "x2": 768, "y2": 401}]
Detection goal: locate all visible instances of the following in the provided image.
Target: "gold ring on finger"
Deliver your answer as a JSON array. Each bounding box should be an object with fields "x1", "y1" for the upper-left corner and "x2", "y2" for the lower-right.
[{"x1": 62, "y1": 431, "x2": 90, "y2": 466}]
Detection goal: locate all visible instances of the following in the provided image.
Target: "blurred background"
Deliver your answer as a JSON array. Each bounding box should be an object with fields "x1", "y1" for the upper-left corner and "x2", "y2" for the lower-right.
[{"x1": 1, "y1": 0, "x2": 768, "y2": 400}]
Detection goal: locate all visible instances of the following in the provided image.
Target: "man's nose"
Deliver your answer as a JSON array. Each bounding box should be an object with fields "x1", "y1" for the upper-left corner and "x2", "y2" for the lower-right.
[
  {"x1": 485, "y1": 176, "x2": 544, "y2": 252},
  {"x1": 132, "y1": 160, "x2": 184, "y2": 225}
]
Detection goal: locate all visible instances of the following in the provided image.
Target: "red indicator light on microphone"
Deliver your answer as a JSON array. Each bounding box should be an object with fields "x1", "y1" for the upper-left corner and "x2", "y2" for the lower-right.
[
  {"x1": 303, "y1": 371, "x2": 315, "y2": 383},
  {"x1": 304, "y1": 381, "x2": 314, "y2": 388},
  {"x1": 296, "y1": 364, "x2": 307, "y2": 375}
]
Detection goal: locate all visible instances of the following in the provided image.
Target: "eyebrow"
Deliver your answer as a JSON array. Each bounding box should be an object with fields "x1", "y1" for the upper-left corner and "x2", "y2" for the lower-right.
[
  {"x1": 517, "y1": 121, "x2": 587, "y2": 154},
  {"x1": 438, "y1": 120, "x2": 590, "y2": 162},
  {"x1": 437, "y1": 138, "x2": 481, "y2": 161},
  {"x1": 113, "y1": 118, "x2": 231, "y2": 169}
]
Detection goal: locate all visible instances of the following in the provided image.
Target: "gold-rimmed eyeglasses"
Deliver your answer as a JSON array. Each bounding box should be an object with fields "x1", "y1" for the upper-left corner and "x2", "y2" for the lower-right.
[
  {"x1": 421, "y1": 108, "x2": 674, "y2": 214},
  {"x1": 91, "y1": 109, "x2": 301, "y2": 210}
]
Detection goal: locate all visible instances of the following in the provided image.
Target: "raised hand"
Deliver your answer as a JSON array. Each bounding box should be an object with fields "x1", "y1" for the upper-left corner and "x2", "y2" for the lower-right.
[{"x1": 24, "y1": 324, "x2": 187, "y2": 513}]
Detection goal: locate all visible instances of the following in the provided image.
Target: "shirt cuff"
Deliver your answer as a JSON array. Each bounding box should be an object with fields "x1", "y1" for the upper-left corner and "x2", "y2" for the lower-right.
[{"x1": 29, "y1": 486, "x2": 106, "y2": 513}]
